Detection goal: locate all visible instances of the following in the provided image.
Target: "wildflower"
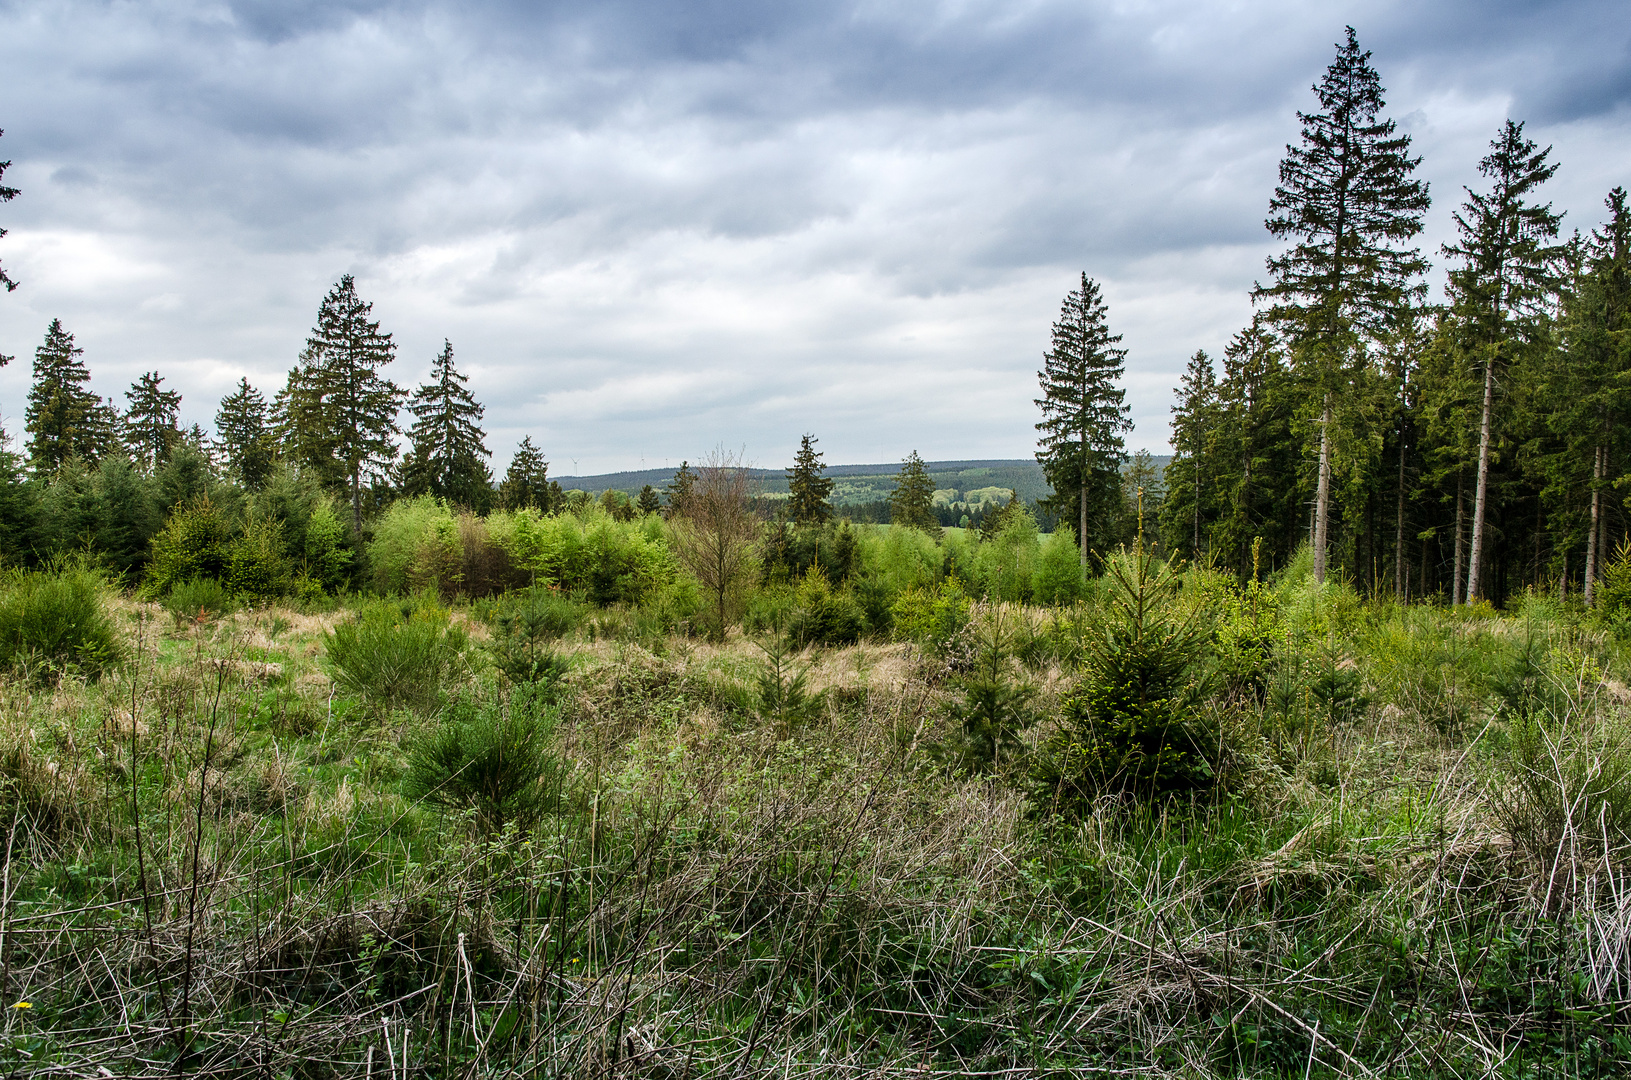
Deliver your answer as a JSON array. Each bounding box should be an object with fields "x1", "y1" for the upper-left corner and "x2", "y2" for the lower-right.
[{"x1": 12, "y1": 1002, "x2": 29, "y2": 1009}]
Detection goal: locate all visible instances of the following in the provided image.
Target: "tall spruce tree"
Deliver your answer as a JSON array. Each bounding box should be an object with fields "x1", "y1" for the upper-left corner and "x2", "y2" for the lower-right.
[
  {"x1": 1035, "y1": 273, "x2": 1131, "y2": 565},
  {"x1": 1560, "y1": 189, "x2": 1631, "y2": 601},
  {"x1": 498, "y1": 436, "x2": 549, "y2": 512},
  {"x1": 0, "y1": 128, "x2": 17, "y2": 300},
  {"x1": 1443, "y1": 121, "x2": 1564, "y2": 603},
  {"x1": 26, "y1": 319, "x2": 115, "y2": 472},
  {"x1": 666, "y1": 460, "x2": 698, "y2": 517},
  {"x1": 889, "y1": 450, "x2": 938, "y2": 531},
  {"x1": 215, "y1": 377, "x2": 274, "y2": 489},
  {"x1": 124, "y1": 371, "x2": 181, "y2": 472},
  {"x1": 301, "y1": 276, "x2": 404, "y2": 534},
  {"x1": 786, "y1": 433, "x2": 834, "y2": 525},
  {"x1": 1167, "y1": 350, "x2": 1217, "y2": 561},
  {"x1": 272, "y1": 359, "x2": 341, "y2": 491},
  {"x1": 403, "y1": 340, "x2": 492, "y2": 509},
  {"x1": 1252, "y1": 27, "x2": 1429, "y2": 584}
]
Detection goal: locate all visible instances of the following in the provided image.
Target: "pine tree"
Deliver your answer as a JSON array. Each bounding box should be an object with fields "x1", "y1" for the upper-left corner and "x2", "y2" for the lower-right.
[
  {"x1": 301, "y1": 276, "x2": 404, "y2": 534},
  {"x1": 1551, "y1": 188, "x2": 1629, "y2": 602},
  {"x1": 786, "y1": 433, "x2": 834, "y2": 525},
  {"x1": 215, "y1": 377, "x2": 274, "y2": 490},
  {"x1": 1166, "y1": 350, "x2": 1217, "y2": 561},
  {"x1": 637, "y1": 485, "x2": 661, "y2": 515},
  {"x1": 1252, "y1": 27, "x2": 1430, "y2": 584},
  {"x1": 666, "y1": 461, "x2": 698, "y2": 517},
  {"x1": 1444, "y1": 121, "x2": 1565, "y2": 603},
  {"x1": 1035, "y1": 273, "x2": 1131, "y2": 565},
  {"x1": 498, "y1": 436, "x2": 549, "y2": 512},
  {"x1": 0, "y1": 128, "x2": 17, "y2": 299},
  {"x1": 25, "y1": 319, "x2": 114, "y2": 472},
  {"x1": 272, "y1": 359, "x2": 342, "y2": 491},
  {"x1": 889, "y1": 450, "x2": 938, "y2": 531},
  {"x1": 123, "y1": 371, "x2": 181, "y2": 472},
  {"x1": 403, "y1": 340, "x2": 492, "y2": 509}
]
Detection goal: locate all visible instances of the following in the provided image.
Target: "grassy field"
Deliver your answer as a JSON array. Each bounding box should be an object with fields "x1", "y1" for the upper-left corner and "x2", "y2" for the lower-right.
[{"x1": 1, "y1": 551, "x2": 1629, "y2": 1077}]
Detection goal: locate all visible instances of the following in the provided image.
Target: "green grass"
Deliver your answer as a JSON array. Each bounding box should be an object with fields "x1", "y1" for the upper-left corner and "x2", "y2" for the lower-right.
[{"x1": 0, "y1": 575, "x2": 1628, "y2": 1076}]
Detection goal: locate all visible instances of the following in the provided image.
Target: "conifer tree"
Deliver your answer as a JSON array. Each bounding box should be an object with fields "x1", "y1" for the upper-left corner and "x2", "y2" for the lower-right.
[
  {"x1": 786, "y1": 433, "x2": 834, "y2": 525},
  {"x1": 889, "y1": 450, "x2": 938, "y2": 531},
  {"x1": 271, "y1": 360, "x2": 342, "y2": 491},
  {"x1": 0, "y1": 128, "x2": 17, "y2": 299},
  {"x1": 1444, "y1": 121, "x2": 1564, "y2": 603},
  {"x1": 300, "y1": 276, "x2": 405, "y2": 534},
  {"x1": 1253, "y1": 27, "x2": 1429, "y2": 584},
  {"x1": 402, "y1": 340, "x2": 492, "y2": 508},
  {"x1": 26, "y1": 319, "x2": 114, "y2": 472},
  {"x1": 498, "y1": 436, "x2": 549, "y2": 511},
  {"x1": 215, "y1": 377, "x2": 274, "y2": 490},
  {"x1": 123, "y1": 371, "x2": 181, "y2": 472},
  {"x1": 1545, "y1": 189, "x2": 1629, "y2": 602},
  {"x1": 637, "y1": 484, "x2": 661, "y2": 515},
  {"x1": 1035, "y1": 273, "x2": 1131, "y2": 564},
  {"x1": 1167, "y1": 350, "x2": 1216, "y2": 561},
  {"x1": 666, "y1": 460, "x2": 698, "y2": 517}
]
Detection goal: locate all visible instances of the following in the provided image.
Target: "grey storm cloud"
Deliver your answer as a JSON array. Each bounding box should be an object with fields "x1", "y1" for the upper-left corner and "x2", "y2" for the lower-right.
[{"x1": 0, "y1": 0, "x2": 1628, "y2": 473}]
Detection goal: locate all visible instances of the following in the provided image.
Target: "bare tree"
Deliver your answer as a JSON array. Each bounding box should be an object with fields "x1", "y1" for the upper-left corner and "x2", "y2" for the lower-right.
[{"x1": 671, "y1": 448, "x2": 760, "y2": 641}]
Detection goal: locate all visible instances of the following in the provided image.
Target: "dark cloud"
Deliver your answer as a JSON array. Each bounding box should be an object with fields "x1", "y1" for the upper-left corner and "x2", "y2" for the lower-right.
[{"x1": 0, "y1": 0, "x2": 1627, "y2": 471}]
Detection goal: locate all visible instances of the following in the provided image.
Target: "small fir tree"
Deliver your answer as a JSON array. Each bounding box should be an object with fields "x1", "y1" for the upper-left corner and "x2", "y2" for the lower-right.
[
  {"x1": 786, "y1": 433, "x2": 834, "y2": 525},
  {"x1": 123, "y1": 371, "x2": 181, "y2": 472},
  {"x1": 889, "y1": 450, "x2": 938, "y2": 531},
  {"x1": 636, "y1": 484, "x2": 661, "y2": 515},
  {"x1": 403, "y1": 341, "x2": 492, "y2": 509},
  {"x1": 214, "y1": 377, "x2": 274, "y2": 489},
  {"x1": 498, "y1": 436, "x2": 550, "y2": 511},
  {"x1": 1035, "y1": 273, "x2": 1131, "y2": 565}
]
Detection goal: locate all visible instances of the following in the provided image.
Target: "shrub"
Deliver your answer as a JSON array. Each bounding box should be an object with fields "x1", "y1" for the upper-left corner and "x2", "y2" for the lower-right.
[
  {"x1": 754, "y1": 566, "x2": 865, "y2": 648},
  {"x1": 165, "y1": 577, "x2": 235, "y2": 622},
  {"x1": 488, "y1": 505, "x2": 678, "y2": 606},
  {"x1": 752, "y1": 633, "x2": 826, "y2": 730},
  {"x1": 0, "y1": 567, "x2": 121, "y2": 680},
  {"x1": 146, "y1": 497, "x2": 230, "y2": 595},
  {"x1": 402, "y1": 690, "x2": 569, "y2": 834},
  {"x1": 891, "y1": 577, "x2": 971, "y2": 655},
  {"x1": 937, "y1": 607, "x2": 1035, "y2": 774},
  {"x1": 1031, "y1": 548, "x2": 1214, "y2": 812},
  {"x1": 226, "y1": 512, "x2": 289, "y2": 602},
  {"x1": 974, "y1": 507, "x2": 1038, "y2": 602},
  {"x1": 325, "y1": 600, "x2": 469, "y2": 715},
  {"x1": 1032, "y1": 527, "x2": 1084, "y2": 605}
]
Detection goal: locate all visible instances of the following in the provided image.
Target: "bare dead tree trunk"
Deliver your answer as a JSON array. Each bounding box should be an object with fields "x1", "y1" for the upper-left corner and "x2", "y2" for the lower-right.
[
  {"x1": 1452, "y1": 471, "x2": 1465, "y2": 607},
  {"x1": 1313, "y1": 400, "x2": 1331, "y2": 584},
  {"x1": 1466, "y1": 349, "x2": 1497, "y2": 604},
  {"x1": 1586, "y1": 443, "x2": 1603, "y2": 605}
]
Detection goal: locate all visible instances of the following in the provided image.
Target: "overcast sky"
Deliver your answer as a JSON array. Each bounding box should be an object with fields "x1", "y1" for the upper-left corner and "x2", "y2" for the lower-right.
[{"x1": 0, "y1": 0, "x2": 1627, "y2": 474}]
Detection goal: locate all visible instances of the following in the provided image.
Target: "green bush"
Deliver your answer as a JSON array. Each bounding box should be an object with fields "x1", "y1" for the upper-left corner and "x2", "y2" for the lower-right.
[
  {"x1": 749, "y1": 566, "x2": 865, "y2": 648},
  {"x1": 891, "y1": 577, "x2": 971, "y2": 655},
  {"x1": 226, "y1": 513, "x2": 289, "y2": 603},
  {"x1": 1031, "y1": 527, "x2": 1084, "y2": 605},
  {"x1": 1032, "y1": 549, "x2": 1214, "y2": 811},
  {"x1": 402, "y1": 689, "x2": 569, "y2": 834},
  {"x1": 0, "y1": 567, "x2": 121, "y2": 680},
  {"x1": 937, "y1": 609, "x2": 1035, "y2": 774},
  {"x1": 325, "y1": 600, "x2": 469, "y2": 715},
  {"x1": 146, "y1": 497, "x2": 230, "y2": 595},
  {"x1": 165, "y1": 577, "x2": 235, "y2": 622}
]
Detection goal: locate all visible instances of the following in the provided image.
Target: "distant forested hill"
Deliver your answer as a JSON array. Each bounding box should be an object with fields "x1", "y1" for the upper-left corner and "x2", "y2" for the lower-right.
[{"x1": 553, "y1": 456, "x2": 1170, "y2": 508}]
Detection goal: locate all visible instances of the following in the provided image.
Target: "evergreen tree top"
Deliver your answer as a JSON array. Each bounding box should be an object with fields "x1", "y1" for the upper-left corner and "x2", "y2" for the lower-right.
[
  {"x1": 786, "y1": 433, "x2": 834, "y2": 525},
  {"x1": 1035, "y1": 273, "x2": 1131, "y2": 466},
  {"x1": 1254, "y1": 26, "x2": 1430, "y2": 346},
  {"x1": 0, "y1": 128, "x2": 17, "y2": 298},
  {"x1": 889, "y1": 450, "x2": 938, "y2": 531},
  {"x1": 124, "y1": 371, "x2": 182, "y2": 470}
]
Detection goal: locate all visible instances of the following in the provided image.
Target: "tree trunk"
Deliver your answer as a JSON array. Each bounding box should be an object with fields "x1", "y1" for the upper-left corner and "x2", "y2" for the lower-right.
[
  {"x1": 1192, "y1": 456, "x2": 1200, "y2": 560},
  {"x1": 1466, "y1": 350, "x2": 1497, "y2": 604},
  {"x1": 1452, "y1": 472, "x2": 1465, "y2": 607},
  {"x1": 1395, "y1": 417, "x2": 1407, "y2": 600},
  {"x1": 351, "y1": 465, "x2": 362, "y2": 538},
  {"x1": 1079, "y1": 480, "x2": 1088, "y2": 570},
  {"x1": 1313, "y1": 400, "x2": 1331, "y2": 584},
  {"x1": 1586, "y1": 444, "x2": 1603, "y2": 604}
]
